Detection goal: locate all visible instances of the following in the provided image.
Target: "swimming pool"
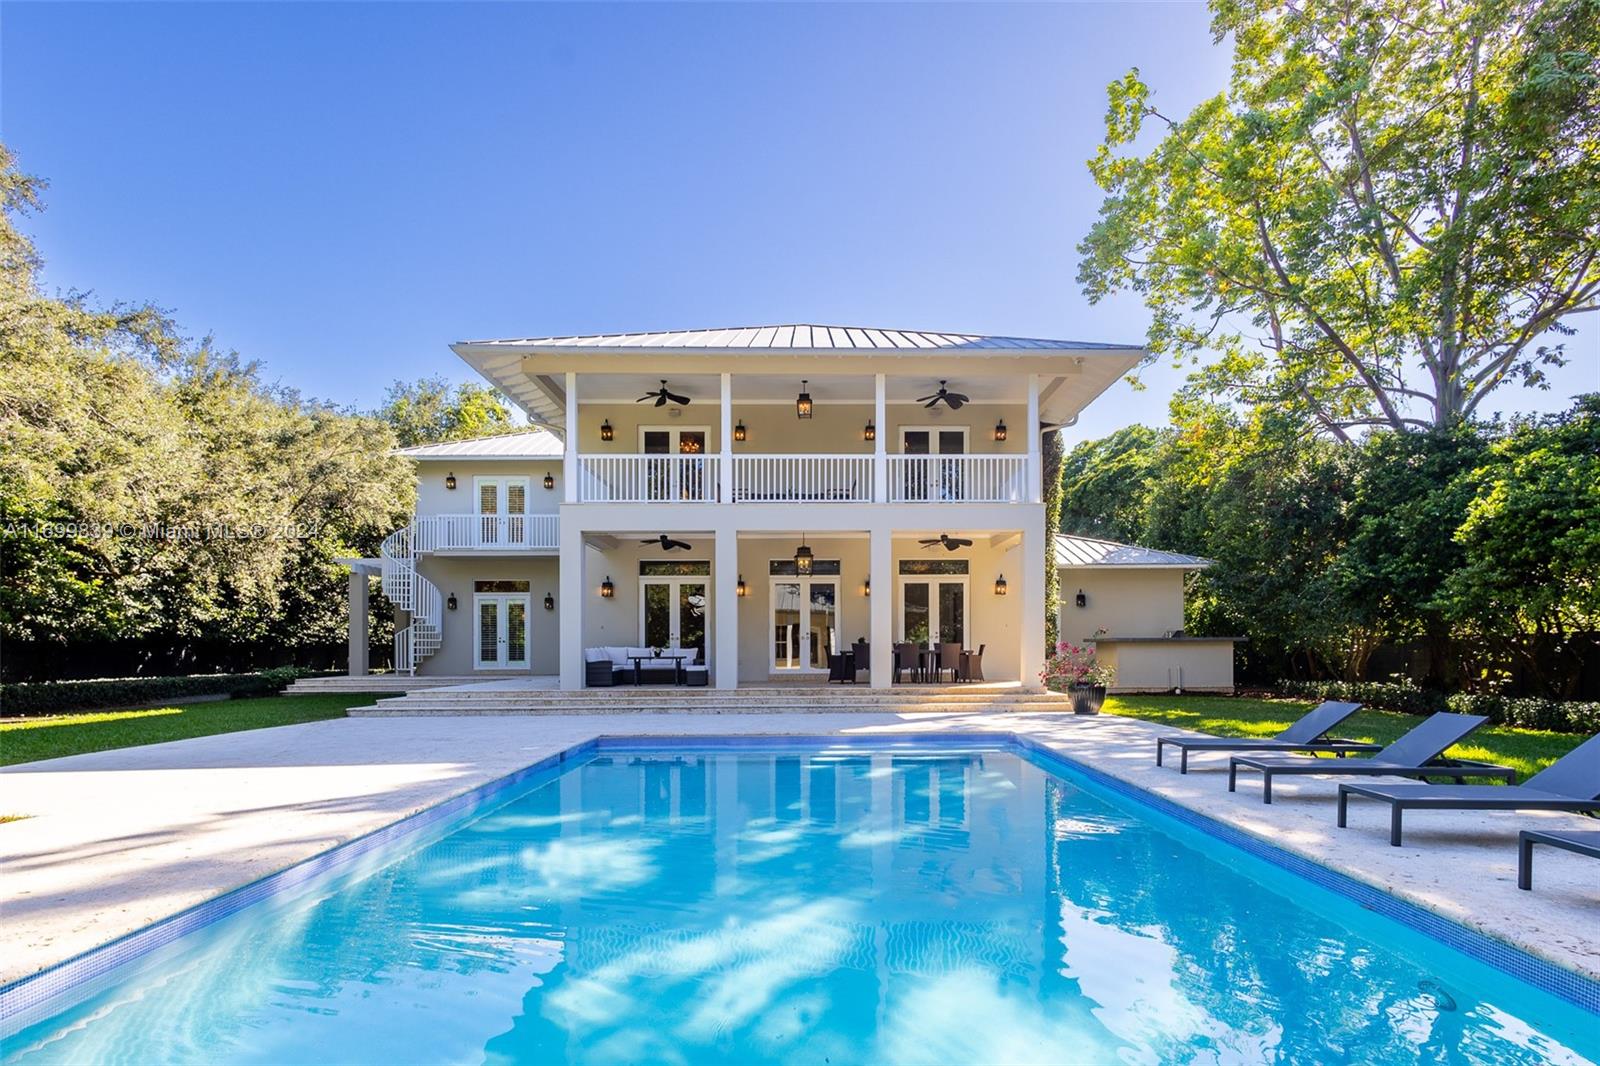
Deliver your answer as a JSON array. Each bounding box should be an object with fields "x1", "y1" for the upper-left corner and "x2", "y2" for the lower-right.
[{"x1": 3, "y1": 737, "x2": 1596, "y2": 1064}]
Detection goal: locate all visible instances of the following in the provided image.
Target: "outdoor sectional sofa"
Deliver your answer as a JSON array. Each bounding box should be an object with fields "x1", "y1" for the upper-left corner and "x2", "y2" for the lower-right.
[{"x1": 584, "y1": 646, "x2": 709, "y2": 686}]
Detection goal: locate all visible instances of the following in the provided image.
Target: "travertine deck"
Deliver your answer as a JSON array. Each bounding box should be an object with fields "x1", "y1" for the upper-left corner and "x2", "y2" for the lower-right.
[{"x1": 1, "y1": 712, "x2": 1595, "y2": 987}]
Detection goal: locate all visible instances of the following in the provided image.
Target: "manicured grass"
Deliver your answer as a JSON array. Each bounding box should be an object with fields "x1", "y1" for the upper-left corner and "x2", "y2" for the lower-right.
[
  {"x1": 0, "y1": 693, "x2": 383, "y2": 767},
  {"x1": 1103, "y1": 694, "x2": 1587, "y2": 782}
]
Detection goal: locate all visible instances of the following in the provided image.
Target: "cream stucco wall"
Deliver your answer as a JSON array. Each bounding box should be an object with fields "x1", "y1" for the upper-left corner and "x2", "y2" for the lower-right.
[
  {"x1": 414, "y1": 555, "x2": 561, "y2": 676},
  {"x1": 1056, "y1": 567, "x2": 1187, "y2": 642},
  {"x1": 1095, "y1": 640, "x2": 1236, "y2": 693},
  {"x1": 412, "y1": 458, "x2": 563, "y2": 517}
]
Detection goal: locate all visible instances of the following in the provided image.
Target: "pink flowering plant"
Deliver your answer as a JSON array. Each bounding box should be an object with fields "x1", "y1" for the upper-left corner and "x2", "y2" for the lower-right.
[{"x1": 1040, "y1": 641, "x2": 1115, "y2": 691}]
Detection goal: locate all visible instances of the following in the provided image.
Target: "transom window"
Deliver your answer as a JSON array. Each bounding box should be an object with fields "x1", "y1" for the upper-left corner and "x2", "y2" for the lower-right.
[
  {"x1": 899, "y1": 560, "x2": 969, "y2": 575},
  {"x1": 474, "y1": 580, "x2": 531, "y2": 593},
  {"x1": 639, "y1": 560, "x2": 711, "y2": 576},
  {"x1": 769, "y1": 559, "x2": 842, "y2": 576}
]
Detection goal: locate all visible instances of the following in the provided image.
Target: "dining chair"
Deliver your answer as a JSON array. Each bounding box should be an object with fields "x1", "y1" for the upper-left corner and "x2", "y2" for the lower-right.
[
  {"x1": 894, "y1": 643, "x2": 919, "y2": 684},
  {"x1": 938, "y1": 642, "x2": 962, "y2": 683},
  {"x1": 959, "y1": 644, "x2": 986, "y2": 682}
]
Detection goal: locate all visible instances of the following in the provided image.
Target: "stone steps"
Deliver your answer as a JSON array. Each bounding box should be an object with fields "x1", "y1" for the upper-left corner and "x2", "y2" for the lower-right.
[{"x1": 348, "y1": 686, "x2": 1071, "y2": 716}]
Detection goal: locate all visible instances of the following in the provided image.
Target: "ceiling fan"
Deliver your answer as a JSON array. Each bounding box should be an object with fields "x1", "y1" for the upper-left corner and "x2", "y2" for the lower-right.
[
  {"x1": 917, "y1": 380, "x2": 969, "y2": 410},
  {"x1": 918, "y1": 533, "x2": 973, "y2": 552},
  {"x1": 637, "y1": 380, "x2": 691, "y2": 407},
  {"x1": 640, "y1": 534, "x2": 693, "y2": 552}
]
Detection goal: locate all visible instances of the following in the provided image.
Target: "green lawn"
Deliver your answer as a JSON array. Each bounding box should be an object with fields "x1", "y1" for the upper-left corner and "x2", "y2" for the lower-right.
[
  {"x1": 1103, "y1": 694, "x2": 1586, "y2": 782},
  {"x1": 0, "y1": 693, "x2": 384, "y2": 767}
]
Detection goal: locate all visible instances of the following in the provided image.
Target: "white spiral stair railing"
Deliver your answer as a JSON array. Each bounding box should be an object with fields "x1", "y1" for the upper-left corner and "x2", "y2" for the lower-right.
[{"x1": 380, "y1": 522, "x2": 442, "y2": 675}]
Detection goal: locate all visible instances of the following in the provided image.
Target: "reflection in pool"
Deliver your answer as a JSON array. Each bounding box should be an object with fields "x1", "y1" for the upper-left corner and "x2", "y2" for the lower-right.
[{"x1": 4, "y1": 744, "x2": 1595, "y2": 1065}]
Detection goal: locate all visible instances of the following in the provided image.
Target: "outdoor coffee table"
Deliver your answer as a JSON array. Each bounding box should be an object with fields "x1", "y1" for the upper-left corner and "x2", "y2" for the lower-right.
[{"x1": 629, "y1": 653, "x2": 687, "y2": 685}]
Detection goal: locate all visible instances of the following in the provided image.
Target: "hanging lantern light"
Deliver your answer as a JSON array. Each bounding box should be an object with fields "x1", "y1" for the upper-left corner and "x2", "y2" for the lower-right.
[
  {"x1": 793, "y1": 537, "x2": 814, "y2": 575},
  {"x1": 795, "y1": 380, "x2": 813, "y2": 420}
]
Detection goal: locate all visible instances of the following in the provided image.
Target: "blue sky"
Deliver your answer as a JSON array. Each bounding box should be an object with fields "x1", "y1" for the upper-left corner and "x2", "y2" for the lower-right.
[{"x1": 4, "y1": 2, "x2": 1593, "y2": 446}]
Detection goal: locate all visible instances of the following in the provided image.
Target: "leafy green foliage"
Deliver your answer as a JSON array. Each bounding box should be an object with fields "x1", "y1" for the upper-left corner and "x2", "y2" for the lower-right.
[
  {"x1": 0, "y1": 668, "x2": 310, "y2": 717},
  {"x1": 1078, "y1": 0, "x2": 1600, "y2": 433},
  {"x1": 377, "y1": 376, "x2": 515, "y2": 447}
]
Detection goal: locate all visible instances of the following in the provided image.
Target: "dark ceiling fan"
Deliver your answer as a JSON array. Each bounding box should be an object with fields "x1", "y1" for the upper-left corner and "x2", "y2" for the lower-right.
[
  {"x1": 640, "y1": 534, "x2": 693, "y2": 552},
  {"x1": 917, "y1": 380, "x2": 969, "y2": 410},
  {"x1": 918, "y1": 533, "x2": 973, "y2": 552},
  {"x1": 637, "y1": 380, "x2": 691, "y2": 407}
]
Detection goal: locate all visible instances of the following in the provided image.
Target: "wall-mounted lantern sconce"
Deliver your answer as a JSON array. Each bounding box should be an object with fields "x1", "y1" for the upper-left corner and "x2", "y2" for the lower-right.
[
  {"x1": 993, "y1": 420, "x2": 1008, "y2": 442},
  {"x1": 795, "y1": 380, "x2": 813, "y2": 420},
  {"x1": 864, "y1": 419, "x2": 876, "y2": 442},
  {"x1": 600, "y1": 577, "x2": 615, "y2": 599},
  {"x1": 734, "y1": 420, "x2": 747, "y2": 442},
  {"x1": 736, "y1": 575, "x2": 748, "y2": 597},
  {"x1": 446, "y1": 593, "x2": 458, "y2": 611},
  {"x1": 543, "y1": 592, "x2": 555, "y2": 611},
  {"x1": 863, "y1": 577, "x2": 871, "y2": 597},
  {"x1": 599, "y1": 419, "x2": 614, "y2": 442},
  {"x1": 1075, "y1": 589, "x2": 1088, "y2": 608},
  {"x1": 994, "y1": 574, "x2": 1008, "y2": 596},
  {"x1": 543, "y1": 472, "x2": 555, "y2": 490},
  {"x1": 445, "y1": 472, "x2": 457, "y2": 491}
]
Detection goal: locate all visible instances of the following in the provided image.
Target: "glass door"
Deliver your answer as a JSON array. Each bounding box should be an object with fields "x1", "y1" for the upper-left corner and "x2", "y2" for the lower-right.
[
  {"x1": 899, "y1": 578, "x2": 967, "y2": 648},
  {"x1": 474, "y1": 477, "x2": 529, "y2": 547},
  {"x1": 770, "y1": 577, "x2": 838, "y2": 673},
  {"x1": 900, "y1": 429, "x2": 967, "y2": 501},
  {"x1": 641, "y1": 427, "x2": 709, "y2": 500},
  {"x1": 639, "y1": 578, "x2": 708, "y2": 662},
  {"x1": 474, "y1": 593, "x2": 530, "y2": 669}
]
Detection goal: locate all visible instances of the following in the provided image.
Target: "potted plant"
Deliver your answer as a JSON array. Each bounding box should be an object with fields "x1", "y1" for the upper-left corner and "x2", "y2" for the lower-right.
[{"x1": 1040, "y1": 641, "x2": 1116, "y2": 715}]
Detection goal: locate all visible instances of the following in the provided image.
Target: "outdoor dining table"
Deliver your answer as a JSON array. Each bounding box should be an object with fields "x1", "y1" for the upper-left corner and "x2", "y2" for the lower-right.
[{"x1": 628, "y1": 653, "x2": 687, "y2": 686}]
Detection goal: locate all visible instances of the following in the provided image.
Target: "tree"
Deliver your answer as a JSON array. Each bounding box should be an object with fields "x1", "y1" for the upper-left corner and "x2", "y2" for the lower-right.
[
  {"x1": 1078, "y1": 0, "x2": 1600, "y2": 436},
  {"x1": 1042, "y1": 428, "x2": 1065, "y2": 648},
  {"x1": 1057, "y1": 425, "x2": 1173, "y2": 543},
  {"x1": 377, "y1": 376, "x2": 514, "y2": 447}
]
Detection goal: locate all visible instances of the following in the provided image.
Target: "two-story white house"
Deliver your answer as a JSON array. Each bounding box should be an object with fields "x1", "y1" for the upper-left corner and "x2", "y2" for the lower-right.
[{"x1": 344, "y1": 324, "x2": 1152, "y2": 692}]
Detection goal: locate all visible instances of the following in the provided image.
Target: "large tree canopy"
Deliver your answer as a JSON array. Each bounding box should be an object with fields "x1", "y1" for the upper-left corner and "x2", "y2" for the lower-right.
[
  {"x1": 1078, "y1": 0, "x2": 1600, "y2": 435},
  {"x1": 376, "y1": 376, "x2": 515, "y2": 448}
]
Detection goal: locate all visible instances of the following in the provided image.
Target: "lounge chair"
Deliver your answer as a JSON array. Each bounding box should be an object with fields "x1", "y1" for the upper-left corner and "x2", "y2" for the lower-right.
[
  {"x1": 1155, "y1": 701, "x2": 1378, "y2": 774},
  {"x1": 1518, "y1": 828, "x2": 1600, "y2": 890},
  {"x1": 1337, "y1": 732, "x2": 1600, "y2": 846},
  {"x1": 1229, "y1": 712, "x2": 1513, "y2": 804}
]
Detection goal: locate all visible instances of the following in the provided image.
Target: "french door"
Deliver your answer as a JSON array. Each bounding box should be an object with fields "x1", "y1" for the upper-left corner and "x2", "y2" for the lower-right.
[
  {"x1": 771, "y1": 578, "x2": 839, "y2": 672},
  {"x1": 474, "y1": 477, "x2": 529, "y2": 547},
  {"x1": 475, "y1": 593, "x2": 530, "y2": 670},
  {"x1": 900, "y1": 428, "x2": 968, "y2": 501},
  {"x1": 641, "y1": 427, "x2": 709, "y2": 501},
  {"x1": 639, "y1": 577, "x2": 708, "y2": 660},
  {"x1": 898, "y1": 577, "x2": 967, "y2": 648}
]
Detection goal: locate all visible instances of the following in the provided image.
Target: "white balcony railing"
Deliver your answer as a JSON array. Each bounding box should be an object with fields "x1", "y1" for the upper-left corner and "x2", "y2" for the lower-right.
[
  {"x1": 412, "y1": 513, "x2": 560, "y2": 551},
  {"x1": 887, "y1": 455, "x2": 1028, "y2": 503},
  {"x1": 733, "y1": 455, "x2": 873, "y2": 503},
  {"x1": 579, "y1": 455, "x2": 721, "y2": 503}
]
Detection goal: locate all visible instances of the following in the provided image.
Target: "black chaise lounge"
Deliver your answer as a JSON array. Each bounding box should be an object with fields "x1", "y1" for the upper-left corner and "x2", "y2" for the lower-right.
[
  {"x1": 1336, "y1": 732, "x2": 1600, "y2": 846},
  {"x1": 1155, "y1": 701, "x2": 1378, "y2": 774},
  {"x1": 1518, "y1": 829, "x2": 1600, "y2": 890},
  {"x1": 1228, "y1": 712, "x2": 1513, "y2": 804}
]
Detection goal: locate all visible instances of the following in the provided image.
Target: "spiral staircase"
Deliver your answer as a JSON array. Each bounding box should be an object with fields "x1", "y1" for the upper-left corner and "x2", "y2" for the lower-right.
[{"x1": 380, "y1": 522, "x2": 442, "y2": 675}]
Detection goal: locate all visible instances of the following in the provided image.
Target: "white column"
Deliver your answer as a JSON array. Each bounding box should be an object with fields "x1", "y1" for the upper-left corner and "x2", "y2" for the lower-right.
[
  {"x1": 1020, "y1": 511, "x2": 1047, "y2": 690},
  {"x1": 714, "y1": 528, "x2": 739, "y2": 688},
  {"x1": 347, "y1": 570, "x2": 369, "y2": 677},
  {"x1": 869, "y1": 525, "x2": 892, "y2": 689},
  {"x1": 719, "y1": 372, "x2": 733, "y2": 504},
  {"x1": 872, "y1": 373, "x2": 888, "y2": 503},
  {"x1": 1026, "y1": 373, "x2": 1042, "y2": 504},
  {"x1": 563, "y1": 372, "x2": 579, "y2": 504},
  {"x1": 558, "y1": 518, "x2": 585, "y2": 688}
]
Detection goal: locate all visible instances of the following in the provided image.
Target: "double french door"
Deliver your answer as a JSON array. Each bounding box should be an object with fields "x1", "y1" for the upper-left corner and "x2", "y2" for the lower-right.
[
  {"x1": 899, "y1": 578, "x2": 967, "y2": 648},
  {"x1": 475, "y1": 593, "x2": 530, "y2": 669},
  {"x1": 642, "y1": 427, "x2": 709, "y2": 501},
  {"x1": 475, "y1": 477, "x2": 529, "y2": 547},
  {"x1": 900, "y1": 428, "x2": 968, "y2": 501},
  {"x1": 771, "y1": 578, "x2": 839, "y2": 673},
  {"x1": 640, "y1": 578, "x2": 708, "y2": 661}
]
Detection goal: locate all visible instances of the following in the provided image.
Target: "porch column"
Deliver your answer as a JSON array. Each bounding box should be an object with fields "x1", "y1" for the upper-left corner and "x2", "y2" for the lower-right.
[
  {"x1": 872, "y1": 373, "x2": 887, "y2": 503},
  {"x1": 1020, "y1": 513, "x2": 1047, "y2": 690},
  {"x1": 869, "y1": 526, "x2": 892, "y2": 689},
  {"x1": 1026, "y1": 373, "x2": 1042, "y2": 504},
  {"x1": 563, "y1": 372, "x2": 578, "y2": 504},
  {"x1": 719, "y1": 372, "x2": 733, "y2": 504},
  {"x1": 714, "y1": 529, "x2": 739, "y2": 688},
  {"x1": 558, "y1": 518, "x2": 585, "y2": 688},
  {"x1": 347, "y1": 571, "x2": 369, "y2": 677}
]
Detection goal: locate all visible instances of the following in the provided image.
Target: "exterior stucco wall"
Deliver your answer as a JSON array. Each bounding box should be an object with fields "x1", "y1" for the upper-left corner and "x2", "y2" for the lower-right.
[
  {"x1": 411, "y1": 458, "x2": 563, "y2": 518},
  {"x1": 1056, "y1": 567, "x2": 1186, "y2": 642},
  {"x1": 1096, "y1": 641, "x2": 1236, "y2": 692},
  {"x1": 413, "y1": 555, "x2": 561, "y2": 676}
]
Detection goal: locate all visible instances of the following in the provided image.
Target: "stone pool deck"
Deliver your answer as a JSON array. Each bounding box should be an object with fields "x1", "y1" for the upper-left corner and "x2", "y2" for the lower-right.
[{"x1": 1, "y1": 712, "x2": 1596, "y2": 988}]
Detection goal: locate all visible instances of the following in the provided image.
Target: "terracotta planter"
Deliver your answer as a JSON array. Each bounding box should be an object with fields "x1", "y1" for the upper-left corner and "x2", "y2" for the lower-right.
[{"x1": 1068, "y1": 683, "x2": 1107, "y2": 715}]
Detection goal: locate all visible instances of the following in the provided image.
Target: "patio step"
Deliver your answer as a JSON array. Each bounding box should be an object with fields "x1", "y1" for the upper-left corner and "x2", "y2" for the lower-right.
[{"x1": 348, "y1": 685, "x2": 1074, "y2": 716}]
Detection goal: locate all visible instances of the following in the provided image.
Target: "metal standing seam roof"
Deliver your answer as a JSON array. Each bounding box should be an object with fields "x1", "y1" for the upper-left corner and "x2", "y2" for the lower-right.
[
  {"x1": 456, "y1": 324, "x2": 1145, "y2": 352},
  {"x1": 392, "y1": 430, "x2": 563, "y2": 459},
  {"x1": 1055, "y1": 533, "x2": 1212, "y2": 569}
]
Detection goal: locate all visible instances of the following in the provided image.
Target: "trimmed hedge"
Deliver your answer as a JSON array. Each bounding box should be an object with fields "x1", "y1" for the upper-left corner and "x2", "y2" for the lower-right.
[
  {"x1": 1277, "y1": 679, "x2": 1600, "y2": 735},
  {"x1": 0, "y1": 668, "x2": 309, "y2": 718}
]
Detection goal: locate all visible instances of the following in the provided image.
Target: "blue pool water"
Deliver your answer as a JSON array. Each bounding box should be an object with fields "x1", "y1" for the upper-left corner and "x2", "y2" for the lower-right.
[{"x1": 3, "y1": 740, "x2": 1596, "y2": 1065}]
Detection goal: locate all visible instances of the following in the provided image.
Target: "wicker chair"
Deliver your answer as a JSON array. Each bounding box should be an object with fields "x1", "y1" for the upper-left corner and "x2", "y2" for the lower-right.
[{"x1": 959, "y1": 644, "x2": 986, "y2": 682}]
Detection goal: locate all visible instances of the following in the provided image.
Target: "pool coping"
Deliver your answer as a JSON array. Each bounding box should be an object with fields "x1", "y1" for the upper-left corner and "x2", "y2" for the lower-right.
[{"x1": 3, "y1": 730, "x2": 1597, "y2": 1037}]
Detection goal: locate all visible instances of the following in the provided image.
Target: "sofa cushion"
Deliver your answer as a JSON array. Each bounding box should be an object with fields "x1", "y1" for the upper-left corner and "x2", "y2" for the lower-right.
[
  {"x1": 604, "y1": 646, "x2": 631, "y2": 668},
  {"x1": 584, "y1": 647, "x2": 608, "y2": 663}
]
